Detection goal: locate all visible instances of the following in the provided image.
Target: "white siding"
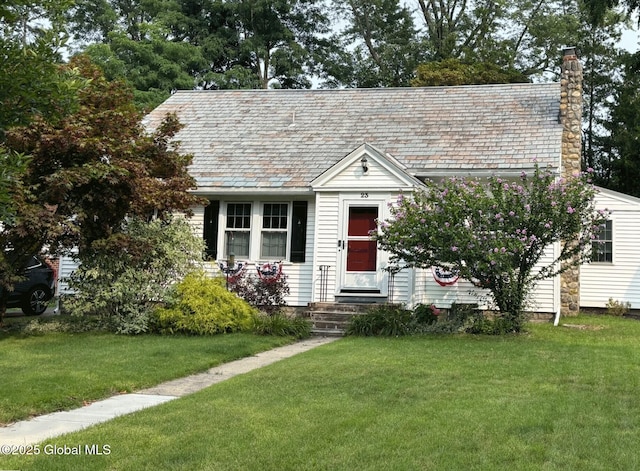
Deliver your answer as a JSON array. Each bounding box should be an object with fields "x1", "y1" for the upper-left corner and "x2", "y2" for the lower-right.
[
  {"x1": 412, "y1": 243, "x2": 558, "y2": 313},
  {"x1": 321, "y1": 158, "x2": 411, "y2": 191},
  {"x1": 284, "y1": 200, "x2": 315, "y2": 305},
  {"x1": 581, "y1": 190, "x2": 640, "y2": 308},
  {"x1": 388, "y1": 269, "x2": 411, "y2": 305},
  {"x1": 527, "y1": 244, "x2": 557, "y2": 313},
  {"x1": 313, "y1": 192, "x2": 340, "y2": 301},
  {"x1": 189, "y1": 206, "x2": 205, "y2": 239},
  {"x1": 192, "y1": 198, "x2": 315, "y2": 307},
  {"x1": 414, "y1": 271, "x2": 488, "y2": 308},
  {"x1": 57, "y1": 253, "x2": 79, "y2": 295},
  {"x1": 313, "y1": 190, "x2": 414, "y2": 304}
]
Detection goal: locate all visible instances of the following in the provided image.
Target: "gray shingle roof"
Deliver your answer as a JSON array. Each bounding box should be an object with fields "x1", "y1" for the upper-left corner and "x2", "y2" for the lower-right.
[{"x1": 144, "y1": 85, "x2": 562, "y2": 191}]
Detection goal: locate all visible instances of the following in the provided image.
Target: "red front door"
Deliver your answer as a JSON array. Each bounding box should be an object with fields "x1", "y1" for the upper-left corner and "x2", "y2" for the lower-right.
[{"x1": 346, "y1": 207, "x2": 378, "y2": 272}]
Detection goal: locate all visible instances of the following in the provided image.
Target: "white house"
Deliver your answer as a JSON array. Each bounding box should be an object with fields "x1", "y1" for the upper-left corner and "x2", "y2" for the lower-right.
[
  {"x1": 135, "y1": 48, "x2": 640, "y2": 321},
  {"x1": 581, "y1": 187, "x2": 640, "y2": 309}
]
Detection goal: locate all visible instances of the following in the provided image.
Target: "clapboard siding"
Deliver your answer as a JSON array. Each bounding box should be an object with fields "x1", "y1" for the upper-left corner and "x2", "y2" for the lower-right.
[
  {"x1": 192, "y1": 198, "x2": 315, "y2": 306},
  {"x1": 321, "y1": 158, "x2": 412, "y2": 190},
  {"x1": 388, "y1": 269, "x2": 411, "y2": 305},
  {"x1": 412, "y1": 243, "x2": 557, "y2": 313},
  {"x1": 284, "y1": 200, "x2": 315, "y2": 305},
  {"x1": 581, "y1": 189, "x2": 640, "y2": 308},
  {"x1": 189, "y1": 206, "x2": 205, "y2": 240},
  {"x1": 526, "y1": 244, "x2": 557, "y2": 313},
  {"x1": 414, "y1": 272, "x2": 488, "y2": 308},
  {"x1": 313, "y1": 192, "x2": 340, "y2": 301},
  {"x1": 57, "y1": 251, "x2": 79, "y2": 295}
]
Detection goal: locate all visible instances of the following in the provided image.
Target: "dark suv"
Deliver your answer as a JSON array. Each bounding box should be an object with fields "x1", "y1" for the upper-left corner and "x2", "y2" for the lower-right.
[{"x1": 3, "y1": 256, "x2": 56, "y2": 316}]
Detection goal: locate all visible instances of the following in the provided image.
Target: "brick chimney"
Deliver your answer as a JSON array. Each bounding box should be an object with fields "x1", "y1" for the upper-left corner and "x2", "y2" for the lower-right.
[{"x1": 559, "y1": 47, "x2": 583, "y2": 315}]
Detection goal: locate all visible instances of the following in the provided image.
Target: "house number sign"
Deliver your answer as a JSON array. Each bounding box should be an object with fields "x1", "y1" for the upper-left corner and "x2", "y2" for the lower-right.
[{"x1": 360, "y1": 192, "x2": 369, "y2": 198}]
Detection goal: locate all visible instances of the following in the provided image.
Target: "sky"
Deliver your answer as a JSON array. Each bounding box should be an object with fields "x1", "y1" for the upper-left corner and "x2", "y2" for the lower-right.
[{"x1": 621, "y1": 26, "x2": 639, "y2": 52}]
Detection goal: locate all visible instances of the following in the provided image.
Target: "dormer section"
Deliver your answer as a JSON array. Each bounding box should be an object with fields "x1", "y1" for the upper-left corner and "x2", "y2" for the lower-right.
[{"x1": 311, "y1": 143, "x2": 423, "y2": 192}]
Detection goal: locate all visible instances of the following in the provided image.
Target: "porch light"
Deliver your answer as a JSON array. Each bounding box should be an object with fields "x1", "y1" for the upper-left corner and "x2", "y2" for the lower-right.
[{"x1": 361, "y1": 155, "x2": 369, "y2": 173}]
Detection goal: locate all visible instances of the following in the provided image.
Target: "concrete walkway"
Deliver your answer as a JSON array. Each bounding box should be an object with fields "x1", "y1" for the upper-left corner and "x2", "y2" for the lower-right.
[{"x1": 0, "y1": 336, "x2": 338, "y2": 446}]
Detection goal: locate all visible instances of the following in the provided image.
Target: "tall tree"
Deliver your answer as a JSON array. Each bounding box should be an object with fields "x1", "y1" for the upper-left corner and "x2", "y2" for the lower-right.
[
  {"x1": 233, "y1": 0, "x2": 331, "y2": 89},
  {"x1": 68, "y1": 0, "x2": 330, "y2": 107},
  {"x1": 416, "y1": 0, "x2": 506, "y2": 61},
  {"x1": 597, "y1": 52, "x2": 640, "y2": 196},
  {"x1": 0, "y1": 0, "x2": 76, "y2": 134},
  {"x1": 410, "y1": 0, "x2": 612, "y2": 80},
  {"x1": 68, "y1": 0, "x2": 210, "y2": 109},
  {"x1": 0, "y1": 0, "x2": 81, "y2": 247},
  {"x1": 583, "y1": 0, "x2": 640, "y2": 25},
  {"x1": 0, "y1": 56, "x2": 203, "y2": 322},
  {"x1": 579, "y1": 8, "x2": 626, "y2": 182},
  {"x1": 321, "y1": 0, "x2": 423, "y2": 87}
]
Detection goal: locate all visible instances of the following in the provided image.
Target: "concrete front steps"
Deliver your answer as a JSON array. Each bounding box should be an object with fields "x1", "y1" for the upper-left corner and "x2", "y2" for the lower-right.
[{"x1": 306, "y1": 302, "x2": 376, "y2": 336}]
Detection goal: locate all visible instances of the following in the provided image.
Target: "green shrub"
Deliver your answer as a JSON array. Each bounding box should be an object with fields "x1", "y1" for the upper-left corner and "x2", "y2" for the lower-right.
[
  {"x1": 413, "y1": 303, "x2": 440, "y2": 325},
  {"x1": 464, "y1": 310, "x2": 524, "y2": 335},
  {"x1": 1, "y1": 313, "x2": 108, "y2": 335},
  {"x1": 252, "y1": 312, "x2": 312, "y2": 339},
  {"x1": 606, "y1": 298, "x2": 631, "y2": 317},
  {"x1": 64, "y1": 217, "x2": 205, "y2": 334},
  {"x1": 151, "y1": 271, "x2": 258, "y2": 335},
  {"x1": 346, "y1": 304, "x2": 414, "y2": 337},
  {"x1": 346, "y1": 302, "x2": 525, "y2": 336}
]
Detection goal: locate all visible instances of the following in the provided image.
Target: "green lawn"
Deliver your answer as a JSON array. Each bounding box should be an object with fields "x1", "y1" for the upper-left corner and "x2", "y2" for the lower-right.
[
  {"x1": 0, "y1": 330, "x2": 292, "y2": 424},
  {"x1": 3, "y1": 315, "x2": 640, "y2": 470}
]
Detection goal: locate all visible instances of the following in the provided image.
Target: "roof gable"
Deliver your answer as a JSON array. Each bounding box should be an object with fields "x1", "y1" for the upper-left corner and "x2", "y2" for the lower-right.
[
  {"x1": 595, "y1": 186, "x2": 640, "y2": 211},
  {"x1": 311, "y1": 143, "x2": 424, "y2": 191}
]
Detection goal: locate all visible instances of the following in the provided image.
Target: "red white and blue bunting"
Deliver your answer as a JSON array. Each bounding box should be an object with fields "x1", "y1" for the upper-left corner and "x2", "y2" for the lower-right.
[
  {"x1": 217, "y1": 260, "x2": 247, "y2": 282},
  {"x1": 431, "y1": 266, "x2": 459, "y2": 286},
  {"x1": 256, "y1": 262, "x2": 283, "y2": 283}
]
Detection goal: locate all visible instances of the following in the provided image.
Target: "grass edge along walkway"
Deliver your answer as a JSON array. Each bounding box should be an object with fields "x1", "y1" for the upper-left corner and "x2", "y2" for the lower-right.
[
  {"x1": 0, "y1": 332, "x2": 297, "y2": 425},
  {"x1": 0, "y1": 337, "x2": 338, "y2": 446}
]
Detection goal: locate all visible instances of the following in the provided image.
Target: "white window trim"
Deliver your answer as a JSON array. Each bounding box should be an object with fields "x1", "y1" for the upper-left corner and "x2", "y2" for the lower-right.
[
  {"x1": 219, "y1": 200, "x2": 294, "y2": 262},
  {"x1": 223, "y1": 202, "x2": 252, "y2": 259},
  {"x1": 260, "y1": 202, "x2": 289, "y2": 260},
  {"x1": 592, "y1": 219, "x2": 613, "y2": 264}
]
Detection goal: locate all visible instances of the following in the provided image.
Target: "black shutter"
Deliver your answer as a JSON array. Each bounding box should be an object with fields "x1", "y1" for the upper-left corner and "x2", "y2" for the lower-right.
[
  {"x1": 203, "y1": 200, "x2": 219, "y2": 260},
  {"x1": 290, "y1": 201, "x2": 307, "y2": 263}
]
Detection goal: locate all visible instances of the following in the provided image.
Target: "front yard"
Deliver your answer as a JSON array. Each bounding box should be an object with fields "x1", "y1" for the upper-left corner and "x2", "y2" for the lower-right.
[
  {"x1": 0, "y1": 326, "x2": 292, "y2": 425},
  {"x1": 2, "y1": 315, "x2": 640, "y2": 470}
]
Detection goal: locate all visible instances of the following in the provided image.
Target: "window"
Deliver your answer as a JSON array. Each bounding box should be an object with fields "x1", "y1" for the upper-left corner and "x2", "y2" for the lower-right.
[
  {"x1": 214, "y1": 200, "x2": 307, "y2": 262},
  {"x1": 261, "y1": 203, "x2": 288, "y2": 258},
  {"x1": 592, "y1": 220, "x2": 613, "y2": 263},
  {"x1": 225, "y1": 203, "x2": 251, "y2": 258}
]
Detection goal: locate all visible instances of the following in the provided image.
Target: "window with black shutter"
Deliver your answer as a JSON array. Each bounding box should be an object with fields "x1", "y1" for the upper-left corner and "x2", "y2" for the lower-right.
[
  {"x1": 203, "y1": 200, "x2": 219, "y2": 260},
  {"x1": 290, "y1": 201, "x2": 307, "y2": 263}
]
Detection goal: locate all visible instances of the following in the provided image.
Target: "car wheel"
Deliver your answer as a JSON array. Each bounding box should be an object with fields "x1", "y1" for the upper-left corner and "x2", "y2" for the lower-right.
[{"x1": 22, "y1": 286, "x2": 50, "y2": 316}]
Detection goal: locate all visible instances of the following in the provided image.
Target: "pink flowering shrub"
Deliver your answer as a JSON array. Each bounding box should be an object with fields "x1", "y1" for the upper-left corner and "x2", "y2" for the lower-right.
[{"x1": 375, "y1": 163, "x2": 608, "y2": 332}]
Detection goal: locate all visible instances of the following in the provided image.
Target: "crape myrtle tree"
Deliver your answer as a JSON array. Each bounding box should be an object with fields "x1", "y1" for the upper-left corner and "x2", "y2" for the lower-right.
[
  {"x1": 0, "y1": 55, "x2": 204, "y2": 323},
  {"x1": 375, "y1": 164, "x2": 607, "y2": 332}
]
